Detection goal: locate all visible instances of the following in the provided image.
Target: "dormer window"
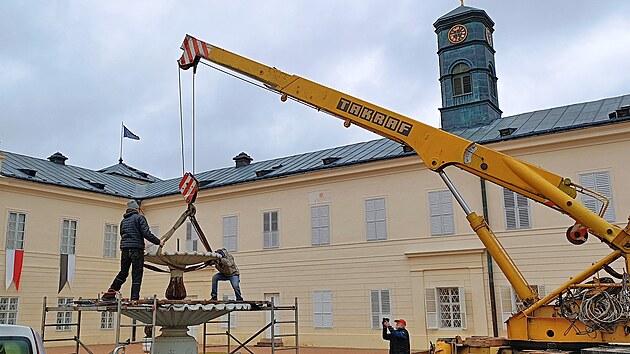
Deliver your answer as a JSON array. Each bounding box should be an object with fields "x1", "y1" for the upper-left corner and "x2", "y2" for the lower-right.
[{"x1": 452, "y1": 63, "x2": 472, "y2": 96}]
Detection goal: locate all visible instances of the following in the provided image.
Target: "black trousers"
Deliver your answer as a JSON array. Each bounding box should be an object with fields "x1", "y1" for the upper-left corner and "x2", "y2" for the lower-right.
[{"x1": 109, "y1": 248, "x2": 144, "y2": 300}]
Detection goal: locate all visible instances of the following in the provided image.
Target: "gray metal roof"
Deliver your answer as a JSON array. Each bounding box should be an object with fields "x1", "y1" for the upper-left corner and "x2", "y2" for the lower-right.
[
  {"x1": 2, "y1": 94, "x2": 630, "y2": 200},
  {"x1": 0, "y1": 152, "x2": 139, "y2": 198},
  {"x1": 448, "y1": 94, "x2": 630, "y2": 142},
  {"x1": 434, "y1": 5, "x2": 493, "y2": 27},
  {"x1": 99, "y1": 162, "x2": 161, "y2": 183}
]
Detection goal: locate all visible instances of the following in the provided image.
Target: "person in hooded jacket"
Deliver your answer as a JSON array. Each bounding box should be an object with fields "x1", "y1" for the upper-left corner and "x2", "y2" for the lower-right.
[
  {"x1": 210, "y1": 248, "x2": 243, "y2": 301},
  {"x1": 382, "y1": 318, "x2": 410, "y2": 354},
  {"x1": 103, "y1": 200, "x2": 164, "y2": 301}
]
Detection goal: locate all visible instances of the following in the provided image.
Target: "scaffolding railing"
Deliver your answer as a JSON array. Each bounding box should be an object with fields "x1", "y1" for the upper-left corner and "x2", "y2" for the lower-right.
[
  {"x1": 41, "y1": 295, "x2": 298, "y2": 354},
  {"x1": 40, "y1": 294, "x2": 159, "y2": 354},
  {"x1": 203, "y1": 297, "x2": 299, "y2": 354}
]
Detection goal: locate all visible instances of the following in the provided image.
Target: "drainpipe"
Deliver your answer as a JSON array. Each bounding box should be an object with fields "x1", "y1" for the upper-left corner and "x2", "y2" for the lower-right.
[{"x1": 481, "y1": 178, "x2": 499, "y2": 337}]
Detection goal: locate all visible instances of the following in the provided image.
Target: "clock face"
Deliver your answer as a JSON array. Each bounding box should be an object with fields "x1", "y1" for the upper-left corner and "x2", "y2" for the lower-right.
[
  {"x1": 448, "y1": 24, "x2": 468, "y2": 44},
  {"x1": 485, "y1": 27, "x2": 493, "y2": 47}
]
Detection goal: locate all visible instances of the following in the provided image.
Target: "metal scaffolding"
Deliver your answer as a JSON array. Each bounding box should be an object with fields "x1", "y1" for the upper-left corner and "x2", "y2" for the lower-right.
[
  {"x1": 203, "y1": 297, "x2": 299, "y2": 354},
  {"x1": 40, "y1": 295, "x2": 299, "y2": 354}
]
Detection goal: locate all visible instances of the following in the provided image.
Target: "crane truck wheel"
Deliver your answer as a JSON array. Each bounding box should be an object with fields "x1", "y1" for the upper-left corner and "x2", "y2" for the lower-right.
[{"x1": 566, "y1": 224, "x2": 588, "y2": 245}]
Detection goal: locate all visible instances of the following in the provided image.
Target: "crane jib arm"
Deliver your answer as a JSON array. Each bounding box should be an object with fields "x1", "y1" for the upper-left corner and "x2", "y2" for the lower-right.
[{"x1": 177, "y1": 34, "x2": 630, "y2": 252}]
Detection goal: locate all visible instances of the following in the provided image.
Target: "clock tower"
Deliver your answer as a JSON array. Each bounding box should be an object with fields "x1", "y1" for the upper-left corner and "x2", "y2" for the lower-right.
[{"x1": 434, "y1": 5, "x2": 501, "y2": 131}]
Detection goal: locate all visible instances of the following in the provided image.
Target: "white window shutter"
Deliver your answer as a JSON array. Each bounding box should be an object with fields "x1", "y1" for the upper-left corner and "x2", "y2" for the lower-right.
[
  {"x1": 263, "y1": 232, "x2": 270, "y2": 248},
  {"x1": 323, "y1": 291, "x2": 333, "y2": 328},
  {"x1": 272, "y1": 230, "x2": 279, "y2": 248},
  {"x1": 499, "y1": 286, "x2": 513, "y2": 330},
  {"x1": 221, "y1": 295, "x2": 237, "y2": 328},
  {"x1": 370, "y1": 290, "x2": 380, "y2": 329},
  {"x1": 429, "y1": 192, "x2": 442, "y2": 236},
  {"x1": 458, "y1": 286, "x2": 467, "y2": 329},
  {"x1": 321, "y1": 206, "x2": 330, "y2": 244},
  {"x1": 537, "y1": 285, "x2": 546, "y2": 299},
  {"x1": 222, "y1": 219, "x2": 229, "y2": 249},
  {"x1": 503, "y1": 188, "x2": 517, "y2": 229},
  {"x1": 186, "y1": 222, "x2": 193, "y2": 251},
  {"x1": 425, "y1": 288, "x2": 438, "y2": 329},
  {"x1": 381, "y1": 289, "x2": 391, "y2": 317},
  {"x1": 580, "y1": 171, "x2": 615, "y2": 221},
  {"x1": 311, "y1": 206, "x2": 320, "y2": 245},
  {"x1": 313, "y1": 291, "x2": 322, "y2": 328},
  {"x1": 595, "y1": 172, "x2": 615, "y2": 221},
  {"x1": 516, "y1": 193, "x2": 531, "y2": 228},
  {"x1": 381, "y1": 289, "x2": 392, "y2": 329},
  {"x1": 366, "y1": 200, "x2": 376, "y2": 241},
  {"x1": 441, "y1": 191, "x2": 455, "y2": 235}
]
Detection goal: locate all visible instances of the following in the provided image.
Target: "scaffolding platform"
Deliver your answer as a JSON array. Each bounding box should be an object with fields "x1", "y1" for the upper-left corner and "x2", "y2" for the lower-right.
[{"x1": 41, "y1": 296, "x2": 298, "y2": 354}]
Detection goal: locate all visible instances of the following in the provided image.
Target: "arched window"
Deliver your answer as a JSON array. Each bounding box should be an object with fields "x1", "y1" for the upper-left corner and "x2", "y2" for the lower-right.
[
  {"x1": 488, "y1": 64, "x2": 497, "y2": 98},
  {"x1": 452, "y1": 63, "x2": 471, "y2": 96}
]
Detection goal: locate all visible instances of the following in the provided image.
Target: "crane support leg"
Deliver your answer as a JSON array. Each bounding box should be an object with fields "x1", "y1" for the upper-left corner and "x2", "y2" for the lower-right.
[{"x1": 439, "y1": 171, "x2": 537, "y2": 304}]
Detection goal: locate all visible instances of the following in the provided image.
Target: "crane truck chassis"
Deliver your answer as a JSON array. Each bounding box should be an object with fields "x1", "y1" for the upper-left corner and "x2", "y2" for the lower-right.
[{"x1": 178, "y1": 34, "x2": 630, "y2": 353}]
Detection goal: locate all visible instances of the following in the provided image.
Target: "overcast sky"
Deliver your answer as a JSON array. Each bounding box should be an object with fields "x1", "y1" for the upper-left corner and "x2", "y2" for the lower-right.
[{"x1": 2, "y1": 1, "x2": 630, "y2": 180}]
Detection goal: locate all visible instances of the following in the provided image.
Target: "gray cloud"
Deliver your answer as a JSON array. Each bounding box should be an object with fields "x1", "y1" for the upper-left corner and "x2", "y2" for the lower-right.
[{"x1": 2, "y1": 1, "x2": 629, "y2": 179}]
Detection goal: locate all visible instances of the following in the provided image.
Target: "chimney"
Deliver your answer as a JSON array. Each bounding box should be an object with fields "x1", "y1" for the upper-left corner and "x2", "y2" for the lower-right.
[
  {"x1": 233, "y1": 152, "x2": 253, "y2": 168},
  {"x1": 48, "y1": 152, "x2": 68, "y2": 165}
]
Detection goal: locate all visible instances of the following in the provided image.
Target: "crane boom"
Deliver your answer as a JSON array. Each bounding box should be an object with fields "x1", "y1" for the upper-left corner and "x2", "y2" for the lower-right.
[{"x1": 178, "y1": 34, "x2": 630, "y2": 346}]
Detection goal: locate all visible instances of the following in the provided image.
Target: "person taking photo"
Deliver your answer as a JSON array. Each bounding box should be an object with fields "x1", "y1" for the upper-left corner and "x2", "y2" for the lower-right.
[{"x1": 382, "y1": 318, "x2": 410, "y2": 354}]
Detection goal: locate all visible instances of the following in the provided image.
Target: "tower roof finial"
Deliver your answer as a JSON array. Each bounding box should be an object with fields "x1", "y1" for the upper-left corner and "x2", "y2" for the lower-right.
[{"x1": 460, "y1": 0, "x2": 464, "y2": 6}]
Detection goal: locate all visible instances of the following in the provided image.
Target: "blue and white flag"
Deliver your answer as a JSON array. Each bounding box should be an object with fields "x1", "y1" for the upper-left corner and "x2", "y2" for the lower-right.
[{"x1": 123, "y1": 125, "x2": 140, "y2": 140}]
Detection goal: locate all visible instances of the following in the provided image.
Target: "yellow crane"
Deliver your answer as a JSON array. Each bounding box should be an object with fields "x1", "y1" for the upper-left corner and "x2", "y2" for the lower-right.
[{"x1": 178, "y1": 35, "x2": 630, "y2": 353}]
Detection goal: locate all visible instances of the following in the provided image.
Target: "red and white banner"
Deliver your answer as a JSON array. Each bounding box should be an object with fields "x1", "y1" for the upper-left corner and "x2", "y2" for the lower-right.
[
  {"x1": 5, "y1": 249, "x2": 24, "y2": 291},
  {"x1": 179, "y1": 172, "x2": 199, "y2": 204},
  {"x1": 58, "y1": 253, "x2": 76, "y2": 293}
]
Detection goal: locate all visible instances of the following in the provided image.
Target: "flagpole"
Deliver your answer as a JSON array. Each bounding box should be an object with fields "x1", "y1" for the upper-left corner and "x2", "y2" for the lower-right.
[{"x1": 119, "y1": 122, "x2": 124, "y2": 164}]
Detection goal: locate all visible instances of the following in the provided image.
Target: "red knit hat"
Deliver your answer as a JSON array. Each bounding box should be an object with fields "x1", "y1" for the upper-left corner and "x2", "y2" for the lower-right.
[{"x1": 394, "y1": 319, "x2": 407, "y2": 327}]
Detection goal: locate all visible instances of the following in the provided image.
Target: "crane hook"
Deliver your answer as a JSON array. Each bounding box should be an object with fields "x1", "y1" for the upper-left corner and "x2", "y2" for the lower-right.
[
  {"x1": 281, "y1": 93, "x2": 288, "y2": 102},
  {"x1": 343, "y1": 119, "x2": 351, "y2": 128}
]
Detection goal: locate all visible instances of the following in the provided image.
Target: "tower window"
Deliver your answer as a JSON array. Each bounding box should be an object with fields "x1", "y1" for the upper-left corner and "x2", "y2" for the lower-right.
[
  {"x1": 488, "y1": 64, "x2": 497, "y2": 98},
  {"x1": 452, "y1": 63, "x2": 472, "y2": 96}
]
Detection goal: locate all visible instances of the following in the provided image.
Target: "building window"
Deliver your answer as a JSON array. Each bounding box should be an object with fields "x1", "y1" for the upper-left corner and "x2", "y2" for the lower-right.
[
  {"x1": 100, "y1": 311, "x2": 115, "y2": 330},
  {"x1": 6, "y1": 212, "x2": 26, "y2": 251},
  {"x1": 103, "y1": 224, "x2": 118, "y2": 258},
  {"x1": 488, "y1": 64, "x2": 497, "y2": 98},
  {"x1": 311, "y1": 205, "x2": 330, "y2": 245},
  {"x1": 186, "y1": 222, "x2": 199, "y2": 252},
  {"x1": 0, "y1": 297, "x2": 19, "y2": 324},
  {"x1": 425, "y1": 287, "x2": 467, "y2": 329},
  {"x1": 365, "y1": 198, "x2": 387, "y2": 241},
  {"x1": 452, "y1": 63, "x2": 472, "y2": 96},
  {"x1": 263, "y1": 211, "x2": 279, "y2": 249},
  {"x1": 147, "y1": 226, "x2": 160, "y2": 253},
  {"x1": 428, "y1": 190, "x2": 455, "y2": 236},
  {"x1": 499, "y1": 284, "x2": 546, "y2": 329},
  {"x1": 222, "y1": 216, "x2": 238, "y2": 252},
  {"x1": 370, "y1": 289, "x2": 392, "y2": 329},
  {"x1": 221, "y1": 295, "x2": 238, "y2": 328},
  {"x1": 61, "y1": 219, "x2": 77, "y2": 255},
  {"x1": 313, "y1": 291, "x2": 333, "y2": 328},
  {"x1": 579, "y1": 171, "x2": 615, "y2": 222},
  {"x1": 503, "y1": 189, "x2": 531, "y2": 230},
  {"x1": 56, "y1": 298, "x2": 73, "y2": 331}
]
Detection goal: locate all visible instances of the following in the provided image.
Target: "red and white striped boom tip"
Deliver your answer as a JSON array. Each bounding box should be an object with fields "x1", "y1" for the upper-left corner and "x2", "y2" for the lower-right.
[
  {"x1": 179, "y1": 35, "x2": 212, "y2": 70},
  {"x1": 179, "y1": 172, "x2": 199, "y2": 204}
]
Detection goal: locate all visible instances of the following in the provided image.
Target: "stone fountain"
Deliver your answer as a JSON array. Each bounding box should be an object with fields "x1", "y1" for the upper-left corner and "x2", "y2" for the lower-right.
[{"x1": 123, "y1": 249, "x2": 251, "y2": 353}]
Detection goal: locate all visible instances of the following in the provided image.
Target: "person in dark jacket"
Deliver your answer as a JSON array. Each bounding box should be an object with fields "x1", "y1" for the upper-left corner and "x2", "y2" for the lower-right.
[
  {"x1": 104, "y1": 200, "x2": 164, "y2": 301},
  {"x1": 382, "y1": 318, "x2": 410, "y2": 354},
  {"x1": 210, "y1": 248, "x2": 243, "y2": 301}
]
